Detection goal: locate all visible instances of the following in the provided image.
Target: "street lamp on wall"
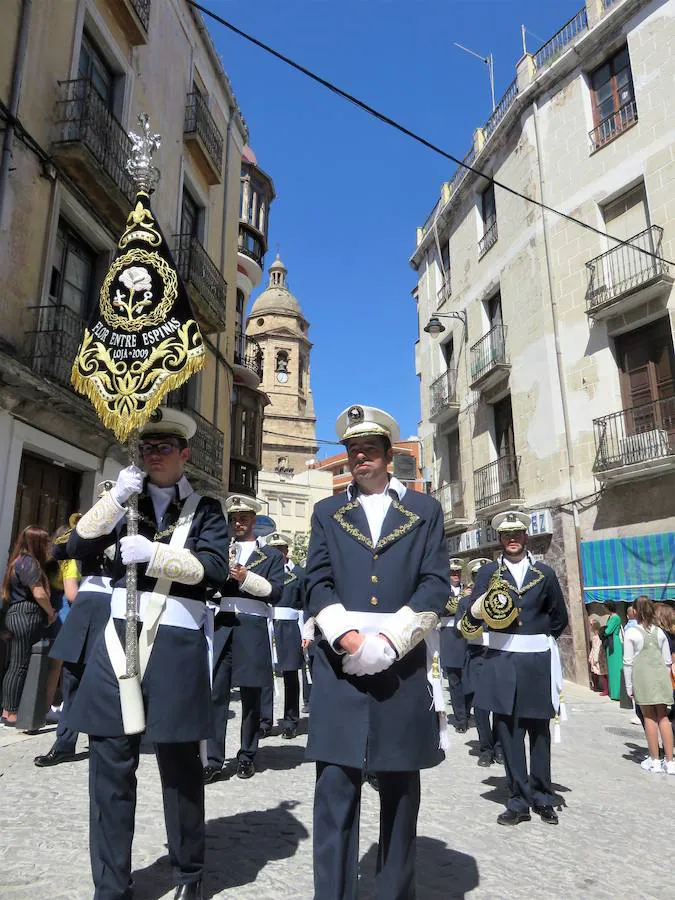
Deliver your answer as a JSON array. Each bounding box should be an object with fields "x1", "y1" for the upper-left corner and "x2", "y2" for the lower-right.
[{"x1": 423, "y1": 310, "x2": 467, "y2": 336}]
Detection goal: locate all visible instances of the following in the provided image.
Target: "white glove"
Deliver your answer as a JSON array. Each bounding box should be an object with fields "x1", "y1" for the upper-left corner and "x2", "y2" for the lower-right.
[
  {"x1": 120, "y1": 534, "x2": 154, "y2": 565},
  {"x1": 111, "y1": 466, "x2": 144, "y2": 505},
  {"x1": 342, "y1": 634, "x2": 396, "y2": 677},
  {"x1": 471, "y1": 593, "x2": 486, "y2": 620}
]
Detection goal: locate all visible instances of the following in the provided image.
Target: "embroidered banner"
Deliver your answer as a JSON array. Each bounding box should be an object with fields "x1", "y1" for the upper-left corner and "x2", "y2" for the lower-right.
[{"x1": 71, "y1": 190, "x2": 205, "y2": 441}]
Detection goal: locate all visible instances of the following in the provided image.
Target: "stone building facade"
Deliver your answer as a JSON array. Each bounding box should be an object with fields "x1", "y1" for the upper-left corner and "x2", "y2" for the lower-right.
[
  {"x1": 411, "y1": 0, "x2": 675, "y2": 683},
  {"x1": 0, "y1": 0, "x2": 250, "y2": 569}
]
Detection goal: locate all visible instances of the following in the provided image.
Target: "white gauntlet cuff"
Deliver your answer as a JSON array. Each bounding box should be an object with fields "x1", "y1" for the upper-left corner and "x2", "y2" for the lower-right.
[
  {"x1": 146, "y1": 543, "x2": 205, "y2": 585},
  {"x1": 302, "y1": 616, "x2": 316, "y2": 641},
  {"x1": 314, "y1": 603, "x2": 354, "y2": 652},
  {"x1": 241, "y1": 571, "x2": 272, "y2": 598},
  {"x1": 77, "y1": 491, "x2": 125, "y2": 539},
  {"x1": 380, "y1": 606, "x2": 440, "y2": 658}
]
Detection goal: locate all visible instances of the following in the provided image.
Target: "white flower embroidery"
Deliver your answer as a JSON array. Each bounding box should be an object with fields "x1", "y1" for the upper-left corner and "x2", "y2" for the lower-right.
[{"x1": 120, "y1": 266, "x2": 152, "y2": 293}]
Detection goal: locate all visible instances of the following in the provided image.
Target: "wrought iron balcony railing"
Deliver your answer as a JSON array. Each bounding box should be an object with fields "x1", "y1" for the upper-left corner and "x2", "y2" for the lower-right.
[
  {"x1": 533, "y1": 7, "x2": 588, "y2": 72},
  {"x1": 474, "y1": 455, "x2": 521, "y2": 512},
  {"x1": 234, "y1": 332, "x2": 263, "y2": 381},
  {"x1": 184, "y1": 91, "x2": 224, "y2": 178},
  {"x1": 432, "y1": 482, "x2": 465, "y2": 522},
  {"x1": 26, "y1": 304, "x2": 85, "y2": 390},
  {"x1": 129, "y1": 0, "x2": 151, "y2": 31},
  {"x1": 470, "y1": 324, "x2": 508, "y2": 384},
  {"x1": 430, "y1": 368, "x2": 458, "y2": 420},
  {"x1": 589, "y1": 99, "x2": 638, "y2": 151},
  {"x1": 593, "y1": 398, "x2": 675, "y2": 473},
  {"x1": 483, "y1": 78, "x2": 518, "y2": 141},
  {"x1": 238, "y1": 223, "x2": 266, "y2": 268},
  {"x1": 437, "y1": 277, "x2": 452, "y2": 305},
  {"x1": 173, "y1": 234, "x2": 227, "y2": 332},
  {"x1": 54, "y1": 78, "x2": 135, "y2": 203},
  {"x1": 230, "y1": 458, "x2": 259, "y2": 497},
  {"x1": 478, "y1": 220, "x2": 498, "y2": 258},
  {"x1": 586, "y1": 226, "x2": 668, "y2": 313}
]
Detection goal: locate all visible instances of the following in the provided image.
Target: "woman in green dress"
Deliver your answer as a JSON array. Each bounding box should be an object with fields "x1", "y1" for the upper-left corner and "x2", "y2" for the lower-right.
[{"x1": 603, "y1": 602, "x2": 623, "y2": 700}]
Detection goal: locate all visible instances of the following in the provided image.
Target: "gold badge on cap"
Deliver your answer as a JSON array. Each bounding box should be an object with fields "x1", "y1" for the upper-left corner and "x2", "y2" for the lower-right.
[{"x1": 347, "y1": 405, "x2": 364, "y2": 423}]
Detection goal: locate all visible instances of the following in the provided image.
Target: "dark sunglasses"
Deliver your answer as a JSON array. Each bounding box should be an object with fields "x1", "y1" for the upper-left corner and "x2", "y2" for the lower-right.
[{"x1": 140, "y1": 441, "x2": 180, "y2": 457}]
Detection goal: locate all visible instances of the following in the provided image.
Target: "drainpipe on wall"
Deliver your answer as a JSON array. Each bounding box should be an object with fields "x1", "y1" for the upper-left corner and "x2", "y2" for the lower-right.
[
  {"x1": 0, "y1": 0, "x2": 32, "y2": 226},
  {"x1": 532, "y1": 98, "x2": 589, "y2": 672}
]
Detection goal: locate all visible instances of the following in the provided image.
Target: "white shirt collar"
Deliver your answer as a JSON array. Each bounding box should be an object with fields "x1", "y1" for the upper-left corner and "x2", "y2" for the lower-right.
[
  {"x1": 146, "y1": 474, "x2": 193, "y2": 501},
  {"x1": 346, "y1": 475, "x2": 407, "y2": 502}
]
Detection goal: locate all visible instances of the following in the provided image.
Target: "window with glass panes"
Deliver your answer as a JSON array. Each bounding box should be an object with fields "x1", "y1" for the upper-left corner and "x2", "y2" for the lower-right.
[
  {"x1": 49, "y1": 219, "x2": 96, "y2": 318},
  {"x1": 78, "y1": 32, "x2": 114, "y2": 108},
  {"x1": 481, "y1": 183, "x2": 496, "y2": 231},
  {"x1": 591, "y1": 47, "x2": 636, "y2": 131}
]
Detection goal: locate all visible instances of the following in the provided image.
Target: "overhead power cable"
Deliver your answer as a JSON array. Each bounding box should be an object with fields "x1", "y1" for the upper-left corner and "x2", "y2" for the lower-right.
[{"x1": 187, "y1": 0, "x2": 674, "y2": 268}]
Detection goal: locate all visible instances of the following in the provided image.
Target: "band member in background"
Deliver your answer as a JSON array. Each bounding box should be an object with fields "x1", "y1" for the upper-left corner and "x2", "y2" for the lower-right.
[
  {"x1": 260, "y1": 532, "x2": 306, "y2": 740},
  {"x1": 204, "y1": 496, "x2": 284, "y2": 782},
  {"x1": 305, "y1": 405, "x2": 450, "y2": 899},
  {"x1": 460, "y1": 511, "x2": 568, "y2": 826},
  {"x1": 67, "y1": 408, "x2": 229, "y2": 900},
  {"x1": 440, "y1": 558, "x2": 471, "y2": 733},
  {"x1": 456, "y1": 557, "x2": 503, "y2": 767}
]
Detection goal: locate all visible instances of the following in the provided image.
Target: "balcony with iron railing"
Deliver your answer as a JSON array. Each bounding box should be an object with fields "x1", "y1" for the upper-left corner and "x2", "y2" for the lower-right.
[
  {"x1": 437, "y1": 276, "x2": 452, "y2": 306},
  {"x1": 166, "y1": 391, "x2": 225, "y2": 483},
  {"x1": 184, "y1": 91, "x2": 224, "y2": 184},
  {"x1": 106, "y1": 0, "x2": 151, "y2": 44},
  {"x1": 478, "y1": 220, "x2": 498, "y2": 258},
  {"x1": 53, "y1": 78, "x2": 135, "y2": 230},
  {"x1": 229, "y1": 458, "x2": 259, "y2": 498},
  {"x1": 585, "y1": 226, "x2": 671, "y2": 319},
  {"x1": 589, "y1": 99, "x2": 638, "y2": 152},
  {"x1": 469, "y1": 324, "x2": 510, "y2": 391},
  {"x1": 429, "y1": 368, "x2": 459, "y2": 424},
  {"x1": 474, "y1": 455, "x2": 523, "y2": 514},
  {"x1": 431, "y1": 482, "x2": 467, "y2": 532},
  {"x1": 26, "y1": 304, "x2": 86, "y2": 391},
  {"x1": 533, "y1": 7, "x2": 588, "y2": 72},
  {"x1": 238, "y1": 222, "x2": 266, "y2": 269},
  {"x1": 173, "y1": 234, "x2": 228, "y2": 333},
  {"x1": 233, "y1": 331, "x2": 264, "y2": 386},
  {"x1": 593, "y1": 398, "x2": 675, "y2": 483}
]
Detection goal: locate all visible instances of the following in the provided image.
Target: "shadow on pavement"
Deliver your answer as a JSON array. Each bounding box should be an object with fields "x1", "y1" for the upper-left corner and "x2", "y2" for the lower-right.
[
  {"x1": 479, "y1": 775, "x2": 571, "y2": 809},
  {"x1": 623, "y1": 741, "x2": 647, "y2": 764},
  {"x1": 358, "y1": 837, "x2": 479, "y2": 899},
  {"x1": 255, "y1": 743, "x2": 307, "y2": 772},
  {"x1": 132, "y1": 800, "x2": 309, "y2": 899}
]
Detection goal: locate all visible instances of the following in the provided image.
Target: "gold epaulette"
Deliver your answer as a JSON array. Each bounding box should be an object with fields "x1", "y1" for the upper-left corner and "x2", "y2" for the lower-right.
[
  {"x1": 459, "y1": 613, "x2": 483, "y2": 642},
  {"x1": 53, "y1": 528, "x2": 73, "y2": 545},
  {"x1": 445, "y1": 593, "x2": 459, "y2": 615},
  {"x1": 481, "y1": 572, "x2": 519, "y2": 630}
]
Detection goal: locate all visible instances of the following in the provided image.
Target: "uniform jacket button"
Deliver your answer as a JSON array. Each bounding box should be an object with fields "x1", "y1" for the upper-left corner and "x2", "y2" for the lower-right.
[
  {"x1": 371, "y1": 575, "x2": 378, "y2": 583},
  {"x1": 373, "y1": 554, "x2": 379, "y2": 560},
  {"x1": 370, "y1": 597, "x2": 378, "y2": 606}
]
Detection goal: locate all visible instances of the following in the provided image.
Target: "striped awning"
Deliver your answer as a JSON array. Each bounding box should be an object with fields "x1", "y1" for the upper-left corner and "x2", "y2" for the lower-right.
[{"x1": 580, "y1": 532, "x2": 675, "y2": 604}]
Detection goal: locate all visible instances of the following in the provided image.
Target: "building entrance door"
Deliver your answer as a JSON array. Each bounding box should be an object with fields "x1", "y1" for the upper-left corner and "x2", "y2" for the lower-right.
[{"x1": 10, "y1": 453, "x2": 81, "y2": 545}]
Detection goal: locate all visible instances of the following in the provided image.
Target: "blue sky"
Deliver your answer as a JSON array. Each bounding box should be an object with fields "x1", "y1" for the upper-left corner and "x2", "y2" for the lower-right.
[{"x1": 206, "y1": 0, "x2": 582, "y2": 457}]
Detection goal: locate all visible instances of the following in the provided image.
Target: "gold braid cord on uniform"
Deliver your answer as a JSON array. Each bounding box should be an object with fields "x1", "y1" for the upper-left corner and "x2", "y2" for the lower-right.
[
  {"x1": 445, "y1": 593, "x2": 459, "y2": 615},
  {"x1": 380, "y1": 607, "x2": 440, "y2": 658},
  {"x1": 479, "y1": 572, "x2": 519, "y2": 630},
  {"x1": 459, "y1": 614, "x2": 484, "y2": 641},
  {"x1": 77, "y1": 491, "x2": 126, "y2": 539},
  {"x1": 241, "y1": 570, "x2": 272, "y2": 598},
  {"x1": 146, "y1": 543, "x2": 204, "y2": 585}
]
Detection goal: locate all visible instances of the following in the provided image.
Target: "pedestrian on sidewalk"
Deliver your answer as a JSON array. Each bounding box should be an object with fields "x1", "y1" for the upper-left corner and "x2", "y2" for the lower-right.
[
  {"x1": 305, "y1": 405, "x2": 449, "y2": 900},
  {"x1": 1, "y1": 526, "x2": 56, "y2": 726},
  {"x1": 440, "y1": 559, "x2": 471, "y2": 733},
  {"x1": 623, "y1": 596, "x2": 674, "y2": 775},
  {"x1": 601, "y1": 602, "x2": 623, "y2": 701},
  {"x1": 588, "y1": 619, "x2": 608, "y2": 695}
]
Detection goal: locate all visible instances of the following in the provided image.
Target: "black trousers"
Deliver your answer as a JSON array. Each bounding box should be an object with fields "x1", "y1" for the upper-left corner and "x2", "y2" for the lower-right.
[
  {"x1": 53, "y1": 664, "x2": 80, "y2": 753},
  {"x1": 493, "y1": 713, "x2": 553, "y2": 812},
  {"x1": 260, "y1": 672, "x2": 300, "y2": 729},
  {"x1": 89, "y1": 735, "x2": 203, "y2": 900},
  {"x1": 445, "y1": 667, "x2": 471, "y2": 727},
  {"x1": 474, "y1": 705, "x2": 501, "y2": 755},
  {"x1": 313, "y1": 763, "x2": 420, "y2": 900},
  {"x1": 2, "y1": 601, "x2": 44, "y2": 712},
  {"x1": 207, "y1": 638, "x2": 262, "y2": 767}
]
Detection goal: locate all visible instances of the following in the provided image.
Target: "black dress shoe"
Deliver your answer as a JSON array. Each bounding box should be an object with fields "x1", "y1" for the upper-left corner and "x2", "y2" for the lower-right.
[
  {"x1": 281, "y1": 727, "x2": 297, "y2": 740},
  {"x1": 492, "y1": 747, "x2": 504, "y2": 765},
  {"x1": 174, "y1": 880, "x2": 203, "y2": 899},
  {"x1": 477, "y1": 750, "x2": 493, "y2": 767},
  {"x1": 533, "y1": 805, "x2": 559, "y2": 825},
  {"x1": 454, "y1": 723, "x2": 468, "y2": 734},
  {"x1": 34, "y1": 747, "x2": 78, "y2": 767},
  {"x1": 236, "y1": 759, "x2": 255, "y2": 779},
  {"x1": 258, "y1": 725, "x2": 272, "y2": 739},
  {"x1": 203, "y1": 764, "x2": 222, "y2": 784},
  {"x1": 497, "y1": 809, "x2": 531, "y2": 826}
]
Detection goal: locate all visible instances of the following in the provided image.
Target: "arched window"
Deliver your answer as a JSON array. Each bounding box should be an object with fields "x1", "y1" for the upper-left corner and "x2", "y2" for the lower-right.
[{"x1": 275, "y1": 350, "x2": 289, "y2": 374}]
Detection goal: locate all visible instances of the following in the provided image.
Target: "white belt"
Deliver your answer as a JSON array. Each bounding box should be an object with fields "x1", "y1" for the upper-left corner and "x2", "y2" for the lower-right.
[
  {"x1": 273, "y1": 607, "x2": 300, "y2": 621},
  {"x1": 440, "y1": 617, "x2": 455, "y2": 628},
  {"x1": 219, "y1": 596, "x2": 271, "y2": 619},
  {"x1": 482, "y1": 631, "x2": 566, "y2": 739},
  {"x1": 80, "y1": 575, "x2": 112, "y2": 595},
  {"x1": 111, "y1": 587, "x2": 207, "y2": 631}
]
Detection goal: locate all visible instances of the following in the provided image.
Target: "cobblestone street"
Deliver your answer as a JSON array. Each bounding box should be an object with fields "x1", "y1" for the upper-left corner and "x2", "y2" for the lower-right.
[{"x1": 1, "y1": 681, "x2": 672, "y2": 899}]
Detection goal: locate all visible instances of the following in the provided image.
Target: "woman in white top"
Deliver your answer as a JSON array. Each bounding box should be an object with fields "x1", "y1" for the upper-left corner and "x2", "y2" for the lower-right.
[{"x1": 623, "y1": 596, "x2": 674, "y2": 775}]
